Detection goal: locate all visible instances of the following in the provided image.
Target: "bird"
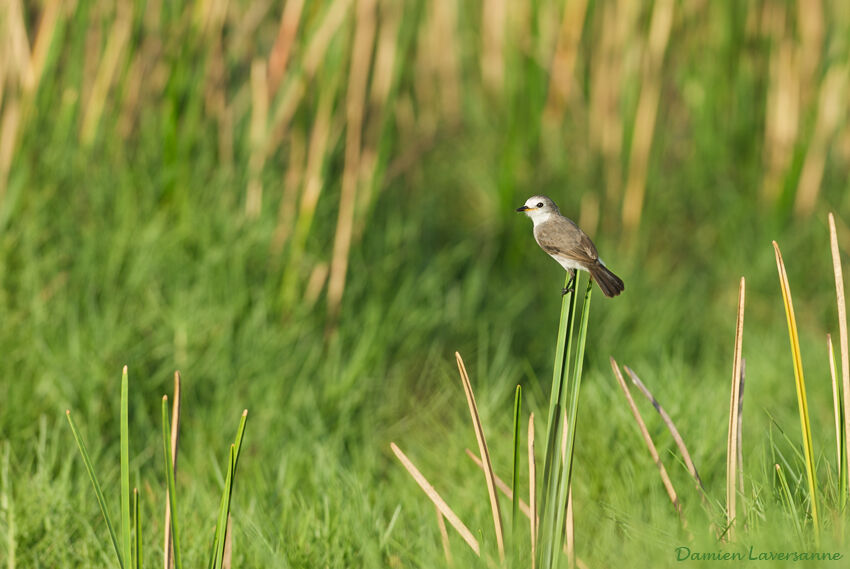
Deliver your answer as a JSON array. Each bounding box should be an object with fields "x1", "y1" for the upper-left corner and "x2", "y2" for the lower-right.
[{"x1": 517, "y1": 195, "x2": 624, "y2": 298}]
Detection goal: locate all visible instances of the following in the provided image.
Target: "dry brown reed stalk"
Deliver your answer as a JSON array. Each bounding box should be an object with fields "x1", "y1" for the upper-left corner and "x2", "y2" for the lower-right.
[
  {"x1": 621, "y1": 0, "x2": 674, "y2": 237},
  {"x1": 578, "y1": 194, "x2": 600, "y2": 246},
  {"x1": 2, "y1": 0, "x2": 32, "y2": 93},
  {"x1": 0, "y1": 98, "x2": 19, "y2": 205},
  {"x1": 760, "y1": 4, "x2": 799, "y2": 204},
  {"x1": 164, "y1": 372, "x2": 182, "y2": 569},
  {"x1": 456, "y1": 352, "x2": 505, "y2": 561},
  {"x1": 267, "y1": 0, "x2": 352, "y2": 152},
  {"x1": 589, "y1": 0, "x2": 632, "y2": 218},
  {"x1": 412, "y1": 15, "x2": 438, "y2": 132},
  {"x1": 267, "y1": 0, "x2": 305, "y2": 97},
  {"x1": 222, "y1": 515, "x2": 233, "y2": 569},
  {"x1": 543, "y1": 0, "x2": 589, "y2": 122},
  {"x1": 796, "y1": 0, "x2": 823, "y2": 106},
  {"x1": 246, "y1": 59, "x2": 269, "y2": 219},
  {"x1": 270, "y1": 131, "x2": 306, "y2": 258},
  {"x1": 390, "y1": 443, "x2": 480, "y2": 556},
  {"x1": 22, "y1": 0, "x2": 61, "y2": 96},
  {"x1": 327, "y1": 0, "x2": 377, "y2": 324},
  {"x1": 303, "y1": 262, "x2": 329, "y2": 308},
  {"x1": 281, "y1": 78, "x2": 340, "y2": 306},
  {"x1": 736, "y1": 361, "x2": 745, "y2": 497},
  {"x1": 610, "y1": 357, "x2": 683, "y2": 520},
  {"x1": 368, "y1": 2, "x2": 402, "y2": 110},
  {"x1": 794, "y1": 65, "x2": 848, "y2": 217},
  {"x1": 464, "y1": 449, "x2": 534, "y2": 520},
  {"x1": 435, "y1": 505, "x2": 453, "y2": 566},
  {"x1": 1, "y1": 0, "x2": 61, "y2": 201},
  {"x1": 303, "y1": 0, "x2": 354, "y2": 76},
  {"x1": 726, "y1": 278, "x2": 745, "y2": 541},
  {"x1": 481, "y1": 0, "x2": 506, "y2": 93},
  {"x1": 194, "y1": 0, "x2": 228, "y2": 35},
  {"x1": 80, "y1": 3, "x2": 132, "y2": 146},
  {"x1": 419, "y1": 0, "x2": 460, "y2": 123},
  {"x1": 528, "y1": 412, "x2": 537, "y2": 569},
  {"x1": 829, "y1": 213, "x2": 850, "y2": 482},
  {"x1": 623, "y1": 366, "x2": 710, "y2": 510},
  {"x1": 354, "y1": 1, "x2": 404, "y2": 238}
]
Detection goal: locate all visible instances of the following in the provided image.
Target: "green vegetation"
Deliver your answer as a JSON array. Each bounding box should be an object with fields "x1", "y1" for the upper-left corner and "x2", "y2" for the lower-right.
[{"x1": 1, "y1": 0, "x2": 850, "y2": 567}]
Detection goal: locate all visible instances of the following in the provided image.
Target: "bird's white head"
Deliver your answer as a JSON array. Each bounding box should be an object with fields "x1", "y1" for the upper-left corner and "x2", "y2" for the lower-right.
[{"x1": 516, "y1": 195, "x2": 560, "y2": 226}]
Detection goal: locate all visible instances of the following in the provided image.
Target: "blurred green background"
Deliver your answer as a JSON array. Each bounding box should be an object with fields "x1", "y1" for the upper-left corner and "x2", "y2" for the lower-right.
[{"x1": 1, "y1": 0, "x2": 850, "y2": 566}]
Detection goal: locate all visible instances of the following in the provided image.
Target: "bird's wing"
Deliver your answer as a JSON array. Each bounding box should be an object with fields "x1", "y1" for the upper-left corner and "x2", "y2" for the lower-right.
[{"x1": 534, "y1": 217, "x2": 599, "y2": 263}]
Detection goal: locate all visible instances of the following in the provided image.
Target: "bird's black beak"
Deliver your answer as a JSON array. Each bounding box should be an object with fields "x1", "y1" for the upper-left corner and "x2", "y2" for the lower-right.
[{"x1": 516, "y1": 205, "x2": 529, "y2": 212}]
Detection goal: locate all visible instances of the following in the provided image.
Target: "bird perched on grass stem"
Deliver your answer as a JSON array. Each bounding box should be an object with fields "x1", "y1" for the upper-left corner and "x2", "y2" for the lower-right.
[{"x1": 517, "y1": 195, "x2": 624, "y2": 298}]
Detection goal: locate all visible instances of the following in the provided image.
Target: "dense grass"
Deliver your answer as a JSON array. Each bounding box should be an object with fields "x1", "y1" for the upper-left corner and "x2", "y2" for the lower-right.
[{"x1": 2, "y1": 0, "x2": 850, "y2": 567}]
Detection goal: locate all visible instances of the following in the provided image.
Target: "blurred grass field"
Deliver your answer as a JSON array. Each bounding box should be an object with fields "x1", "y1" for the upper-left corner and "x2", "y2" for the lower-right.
[{"x1": 2, "y1": 0, "x2": 850, "y2": 566}]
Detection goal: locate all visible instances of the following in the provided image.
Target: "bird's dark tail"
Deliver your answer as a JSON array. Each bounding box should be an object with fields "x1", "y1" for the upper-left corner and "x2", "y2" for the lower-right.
[{"x1": 589, "y1": 263, "x2": 625, "y2": 298}]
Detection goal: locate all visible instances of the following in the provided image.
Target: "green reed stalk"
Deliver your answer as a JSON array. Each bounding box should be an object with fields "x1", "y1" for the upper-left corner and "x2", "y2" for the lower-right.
[{"x1": 539, "y1": 275, "x2": 593, "y2": 569}]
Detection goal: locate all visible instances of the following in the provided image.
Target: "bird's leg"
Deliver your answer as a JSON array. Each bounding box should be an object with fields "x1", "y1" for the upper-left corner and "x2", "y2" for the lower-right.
[{"x1": 561, "y1": 270, "x2": 577, "y2": 296}]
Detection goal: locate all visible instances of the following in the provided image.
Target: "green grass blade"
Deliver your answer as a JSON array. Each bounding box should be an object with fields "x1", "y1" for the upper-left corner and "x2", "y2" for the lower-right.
[
  {"x1": 528, "y1": 413, "x2": 537, "y2": 569},
  {"x1": 161, "y1": 396, "x2": 183, "y2": 569},
  {"x1": 511, "y1": 385, "x2": 522, "y2": 544},
  {"x1": 565, "y1": 278, "x2": 593, "y2": 465},
  {"x1": 212, "y1": 412, "x2": 248, "y2": 569},
  {"x1": 543, "y1": 274, "x2": 579, "y2": 463},
  {"x1": 132, "y1": 488, "x2": 141, "y2": 569},
  {"x1": 550, "y1": 277, "x2": 592, "y2": 569},
  {"x1": 775, "y1": 464, "x2": 804, "y2": 543},
  {"x1": 207, "y1": 525, "x2": 217, "y2": 569},
  {"x1": 66, "y1": 410, "x2": 124, "y2": 569},
  {"x1": 512, "y1": 386, "x2": 522, "y2": 531},
  {"x1": 233, "y1": 410, "x2": 248, "y2": 468},
  {"x1": 773, "y1": 241, "x2": 820, "y2": 544},
  {"x1": 212, "y1": 445, "x2": 236, "y2": 569},
  {"x1": 120, "y1": 366, "x2": 131, "y2": 569},
  {"x1": 540, "y1": 274, "x2": 579, "y2": 569}
]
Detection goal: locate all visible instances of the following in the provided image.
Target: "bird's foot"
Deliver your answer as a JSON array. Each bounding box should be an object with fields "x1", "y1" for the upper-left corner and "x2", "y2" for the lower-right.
[{"x1": 561, "y1": 274, "x2": 576, "y2": 296}]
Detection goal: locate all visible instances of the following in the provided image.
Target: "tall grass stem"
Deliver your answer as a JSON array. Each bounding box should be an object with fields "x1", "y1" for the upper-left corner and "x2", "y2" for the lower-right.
[
  {"x1": 121, "y1": 366, "x2": 131, "y2": 569},
  {"x1": 161, "y1": 396, "x2": 183, "y2": 569},
  {"x1": 829, "y1": 213, "x2": 850, "y2": 501},
  {"x1": 773, "y1": 241, "x2": 820, "y2": 544},
  {"x1": 726, "y1": 278, "x2": 745, "y2": 540},
  {"x1": 456, "y1": 352, "x2": 505, "y2": 561}
]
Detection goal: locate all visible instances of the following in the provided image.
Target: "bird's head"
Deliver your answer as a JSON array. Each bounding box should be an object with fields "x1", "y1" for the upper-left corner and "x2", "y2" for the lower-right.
[{"x1": 516, "y1": 195, "x2": 560, "y2": 221}]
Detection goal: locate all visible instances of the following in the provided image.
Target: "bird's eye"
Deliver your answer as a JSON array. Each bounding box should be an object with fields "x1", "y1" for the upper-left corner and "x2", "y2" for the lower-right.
[{"x1": 536, "y1": 202, "x2": 543, "y2": 208}]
